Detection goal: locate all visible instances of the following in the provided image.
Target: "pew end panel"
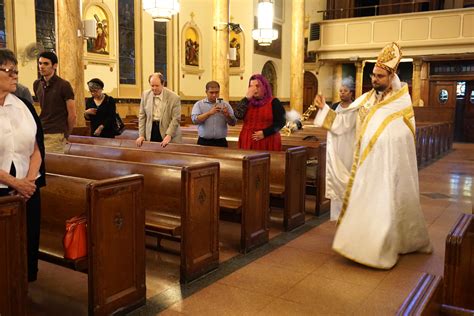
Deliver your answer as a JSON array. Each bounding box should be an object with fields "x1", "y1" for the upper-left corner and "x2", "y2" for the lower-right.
[
  {"x1": 241, "y1": 154, "x2": 270, "y2": 253},
  {"x1": 180, "y1": 163, "x2": 220, "y2": 283},
  {"x1": 40, "y1": 173, "x2": 146, "y2": 315},
  {"x1": 87, "y1": 175, "x2": 146, "y2": 315},
  {"x1": 283, "y1": 146, "x2": 307, "y2": 231},
  {"x1": 396, "y1": 273, "x2": 443, "y2": 316},
  {"x1": 316, "y1": 142, "x2": 330, "y2": 216},
  {"x1": 444, "y1": 213, "x2": 474, "y2": 310},
  {"x1": 40, "y1": 174, "x2": 91, "y2": 271},
  {"x1": 0, "y1": 196, "x2": 27, "y2": 316}
]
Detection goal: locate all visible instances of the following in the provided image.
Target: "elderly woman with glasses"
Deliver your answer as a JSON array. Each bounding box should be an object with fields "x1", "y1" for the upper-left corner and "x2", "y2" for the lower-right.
[
  {"x1": 0, "y1": 48, "x2": 45, "y2": 282},
  {"x1": 84, "y1": 78, "x2": 117, "y2": 138}
]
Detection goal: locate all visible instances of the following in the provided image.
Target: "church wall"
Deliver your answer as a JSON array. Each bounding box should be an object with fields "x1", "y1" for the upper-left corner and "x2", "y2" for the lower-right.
[
  {"x1": 13, "y1": 0, "x2": 37, "y2": 93},
  {"x1": 178, "y1": 0, "x2": 214, "y2": 100},
  {"x1": 250, "y1": 0, "x2": 292, "y2": 101},
  {"x1": 228, "y1": 0, "x2": 257, "y2": 100},
  {"x1": 141, "y1": 8, "x2": 155, "y2": 93},
  {"x1": 316, "y1": 8, "x2": 474, "y2": 60}
]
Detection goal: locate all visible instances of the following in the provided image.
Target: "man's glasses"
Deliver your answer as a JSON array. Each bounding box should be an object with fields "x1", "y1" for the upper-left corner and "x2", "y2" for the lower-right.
[{"x1": 0, "y1": 67, "x2": 19, "y2": 77}]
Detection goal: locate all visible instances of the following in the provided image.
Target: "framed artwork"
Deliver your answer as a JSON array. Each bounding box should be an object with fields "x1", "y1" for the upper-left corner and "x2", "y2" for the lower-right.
[
  {"x1": 83, "y1": 2, "x2": 116, "y2": 68},
  {"x1": 181, "y1": 16, "x2": 204, "y2": 76},
  {"x1": 253, "y1": 18, "x2": 282, "y2": 59},
  {"x1": 229, "y1": 30, "x2": 245, "y2": 75},
  {"x1": 85, "y1": 5, "x2": 110, "y2": 55}
]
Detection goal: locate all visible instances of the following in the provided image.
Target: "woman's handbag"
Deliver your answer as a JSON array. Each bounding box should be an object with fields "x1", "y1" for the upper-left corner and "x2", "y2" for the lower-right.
[
  {"x1": 63, "y1": 215, "x2": 87, "y2": 260},
  {"x1": 114, "y1": 113, "x2": 125, "y2": 135}
]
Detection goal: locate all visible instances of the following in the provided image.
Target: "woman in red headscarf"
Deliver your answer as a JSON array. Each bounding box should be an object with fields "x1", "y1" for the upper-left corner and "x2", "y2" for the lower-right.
[{"x1": 235, "y1": 74, "x2": 285, "y2": 151}]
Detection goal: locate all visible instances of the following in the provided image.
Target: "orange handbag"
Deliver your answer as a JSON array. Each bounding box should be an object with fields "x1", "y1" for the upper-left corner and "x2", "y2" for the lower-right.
[{"x1": 63, "y1": 215, "x2": 88, "y2": 260}]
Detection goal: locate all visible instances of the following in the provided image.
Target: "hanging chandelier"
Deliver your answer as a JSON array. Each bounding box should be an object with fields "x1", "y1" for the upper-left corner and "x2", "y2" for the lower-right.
[
  {"x1": 252, "y1": 0, "x2": 278, "y2": 46},
  {"x1": 143, "y1": 0, "x2": 180, "y2": 22}
]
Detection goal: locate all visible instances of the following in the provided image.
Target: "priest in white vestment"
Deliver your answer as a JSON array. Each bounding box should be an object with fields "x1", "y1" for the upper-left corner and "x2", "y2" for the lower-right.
[{"x1": 313, "y1": 42, "x2": 432, "y2": 269}]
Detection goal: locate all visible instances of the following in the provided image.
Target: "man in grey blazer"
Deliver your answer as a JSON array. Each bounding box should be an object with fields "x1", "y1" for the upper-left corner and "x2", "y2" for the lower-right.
[{"x1": 136, "y1": 73, "x2": 182, "y2": 147}]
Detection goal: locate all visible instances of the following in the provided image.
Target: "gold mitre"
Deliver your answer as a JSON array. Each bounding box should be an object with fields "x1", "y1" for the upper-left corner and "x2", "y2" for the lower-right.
[{"x1": 376, "y1": 42, "x2": 402, "y2": 73}]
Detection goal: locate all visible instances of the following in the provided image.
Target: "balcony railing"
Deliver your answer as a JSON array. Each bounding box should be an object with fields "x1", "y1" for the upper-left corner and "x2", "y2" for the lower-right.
[{"x1": 319, "y1": 1, "x2": 439, "y2": 20}]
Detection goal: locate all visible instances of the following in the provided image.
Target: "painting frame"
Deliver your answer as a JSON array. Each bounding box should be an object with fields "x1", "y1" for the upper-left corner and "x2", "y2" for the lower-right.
[
  {"x1": 229, "y1": 30, "x2": 245, "y2": 75},
  {"x1": 181, "y1": 19, "x2": 204, "y2": 76},
  {"x1": 83, "y1": 2, "x2": 116, "y2": 65}
]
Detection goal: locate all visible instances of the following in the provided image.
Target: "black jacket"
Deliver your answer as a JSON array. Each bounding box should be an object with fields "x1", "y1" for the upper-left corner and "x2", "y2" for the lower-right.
[{"x1": 19, "y1": 97, "x2": 46, "y2": 188}]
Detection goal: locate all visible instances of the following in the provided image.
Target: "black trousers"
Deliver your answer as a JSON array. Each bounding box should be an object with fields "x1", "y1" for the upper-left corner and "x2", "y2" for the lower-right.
[
  {"x1": 197, "y1": 137, "x2": 228, "y2": 147},
  {"x1": 0, "y1": 163, "x2": 40, "y2": 282},
  {"x1": 151, "y1": 121, "x2": 163, "y2": 142}
]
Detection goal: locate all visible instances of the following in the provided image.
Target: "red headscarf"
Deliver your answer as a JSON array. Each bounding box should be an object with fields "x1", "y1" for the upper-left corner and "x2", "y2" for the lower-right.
[{"x1": 248, "y1": 74, "x2": 273, "y2": 107}]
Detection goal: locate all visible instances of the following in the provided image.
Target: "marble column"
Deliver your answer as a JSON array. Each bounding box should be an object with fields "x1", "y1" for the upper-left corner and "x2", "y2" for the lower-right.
[
  {"x1": 290, "y1": 0, "x2": 304, "y2": 112},
  {"x1": 57, "y1": 0, "x2": 85, "y2": 127},
  {"x1": 355, "y1": 61, "x2": 364, "y2": 98},
  {"x1": 213, "y1": 0, "x2": 229, "y2": 100},
  {"x1": 412, "y1": 58, "x2": 423, "y2": 106},
  {"x1": 332, "y1": 64, "x2": 342, "y2": 103}
]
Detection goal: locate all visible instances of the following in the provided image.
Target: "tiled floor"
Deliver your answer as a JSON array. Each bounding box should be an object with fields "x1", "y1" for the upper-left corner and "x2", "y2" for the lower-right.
[{"x1": 27, "y1": 143, "x2": 473, "y2": 315}]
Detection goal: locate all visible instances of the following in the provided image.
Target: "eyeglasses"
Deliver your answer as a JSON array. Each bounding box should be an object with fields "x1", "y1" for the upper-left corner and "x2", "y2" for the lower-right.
[
  {"x1": 0, "y1": 67, "x2": 19, "y2": 77},
  {"x1": 370, "y1": 73, "x2": 387, "y2": 80}
]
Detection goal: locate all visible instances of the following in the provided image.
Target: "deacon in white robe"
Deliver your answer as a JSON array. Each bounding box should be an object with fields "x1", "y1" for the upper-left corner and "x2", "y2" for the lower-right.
[
  {"x1": 315, "y1": 83, "x2": 357, "y2": 221},
  {"x1": 314, "y1": 42, "x2": 432, "y2": 269}
]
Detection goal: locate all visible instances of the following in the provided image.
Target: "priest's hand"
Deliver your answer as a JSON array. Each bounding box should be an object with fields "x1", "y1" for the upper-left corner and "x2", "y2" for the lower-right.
[{"x1": 313, "y1": 94, "x2": 326, "y2": 109}]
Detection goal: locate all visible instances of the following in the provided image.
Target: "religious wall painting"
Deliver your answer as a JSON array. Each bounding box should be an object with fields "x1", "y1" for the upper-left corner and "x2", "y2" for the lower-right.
[
  {"x1": 229, "y1": 30, "x2": 245, "y2": 76},
  {"x1": 253, "y1": 17, "x2": 282, "y2": 59},
  {"x1": 185, "y1": 28, "x2": 199, "y2": 66},
  {"x1": 181, "y1": 14, "x2": 204, "y2": 77},
  {"x1": 262, "y1": 61, "x2": 278, "y2": 96},
  {"x1": 84, "y1": 5, "x2": 110, "y2": 55}
]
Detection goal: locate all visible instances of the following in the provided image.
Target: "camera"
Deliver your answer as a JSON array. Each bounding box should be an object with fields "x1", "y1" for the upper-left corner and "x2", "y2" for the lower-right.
[{"x1": 216, "y1": 98, "x2": 224, "y2": 110}]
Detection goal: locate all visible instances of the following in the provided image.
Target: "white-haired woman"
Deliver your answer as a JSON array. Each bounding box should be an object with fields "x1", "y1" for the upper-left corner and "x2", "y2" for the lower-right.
[{"x1": 0, "y1": 48, "x2": 45, "y2": 282}]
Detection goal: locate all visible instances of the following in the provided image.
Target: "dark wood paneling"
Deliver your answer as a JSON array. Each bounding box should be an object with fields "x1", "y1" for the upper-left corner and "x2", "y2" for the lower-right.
[{"x1": 0, "y1": 196, "x2": 27, "y2": 316}]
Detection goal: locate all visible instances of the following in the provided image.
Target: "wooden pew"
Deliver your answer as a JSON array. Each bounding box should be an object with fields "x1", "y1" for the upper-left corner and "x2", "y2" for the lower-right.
[
  {"x1": 444, "y1": 213, "x2": 473, "y2": 309},
  {"x1": 61, "y1": 143, "x2": 271, "y2": 250},
  {"x1": 397, "y1": 273, "x2": 444, "y2": 316},
  {"x1": 397, "y1": 214, "x2": 474, "y2": 315},
  {"x1": 0, "y1": 196, "x2": 27, "y2": 316},
  {"x1": 73, "y1": 132, "x2": 329, "y2": 216},
  {"x1": 45, "y1": 153, "x2": 220, "y2": 281},
  {"x1": 40, "y1": 173, "x2": 146, "y2": 315},
  {"x1": 65, "y1": 138, "x2": 305, "y2": 231}
]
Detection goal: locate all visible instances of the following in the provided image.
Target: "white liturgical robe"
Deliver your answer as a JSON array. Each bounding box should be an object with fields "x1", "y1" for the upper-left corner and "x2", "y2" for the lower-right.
[
  {"x1": 315, "y1": 80, "x2": 432, "y2": 269},
  {"x1": 314, "y1": 104, "x2": 357, "y2": 221}
]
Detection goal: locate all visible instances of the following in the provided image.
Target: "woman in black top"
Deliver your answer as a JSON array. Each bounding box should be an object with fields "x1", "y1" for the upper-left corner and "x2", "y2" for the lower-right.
[{"x1": 84, "y1": 78, "x2": 117, "y2": 138}]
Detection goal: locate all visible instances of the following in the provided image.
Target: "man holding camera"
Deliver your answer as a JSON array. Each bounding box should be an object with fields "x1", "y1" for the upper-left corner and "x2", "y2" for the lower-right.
[{"x1": 191, "y1": 81, "x2": 236, "y2": 147}]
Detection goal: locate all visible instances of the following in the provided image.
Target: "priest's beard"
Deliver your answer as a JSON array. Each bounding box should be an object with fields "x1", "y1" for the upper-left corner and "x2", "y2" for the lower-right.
[{"x1": 373, "y1": 82, "x2": 389, "y2": 93}]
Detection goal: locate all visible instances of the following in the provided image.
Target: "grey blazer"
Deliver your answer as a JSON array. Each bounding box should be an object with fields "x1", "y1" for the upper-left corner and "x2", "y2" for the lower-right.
[{"x1": 138, "y1": 87, "x2": 182, "y2": 143}]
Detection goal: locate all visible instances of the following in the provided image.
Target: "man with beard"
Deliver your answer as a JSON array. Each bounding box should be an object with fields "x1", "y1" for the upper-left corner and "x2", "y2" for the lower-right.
[{"x1": 313, "y1": 42, "x2": 432, "y2": 269}]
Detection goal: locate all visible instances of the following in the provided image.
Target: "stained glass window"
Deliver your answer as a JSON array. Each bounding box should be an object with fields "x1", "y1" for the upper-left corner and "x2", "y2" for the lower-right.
[
  {"x1": 154, "y1": 21, "x2": 167, "y2": 80},
  {"x1": 118, "y1": 0, "x2": 136, "y2": 84},
  {"x1": 35, "y1": 0, "x2": 56, "y2": 52}
]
